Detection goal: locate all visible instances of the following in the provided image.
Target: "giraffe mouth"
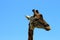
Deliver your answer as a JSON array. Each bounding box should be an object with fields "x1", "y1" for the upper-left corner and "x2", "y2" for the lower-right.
[{"x1": 44, "y1": 26, "x2": 51, "y2": 31}]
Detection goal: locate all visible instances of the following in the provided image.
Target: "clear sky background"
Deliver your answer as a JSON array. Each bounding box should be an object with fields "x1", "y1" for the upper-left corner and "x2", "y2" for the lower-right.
[{"x1": 0, "y1": 0, "x2": 60, "y2": 40}]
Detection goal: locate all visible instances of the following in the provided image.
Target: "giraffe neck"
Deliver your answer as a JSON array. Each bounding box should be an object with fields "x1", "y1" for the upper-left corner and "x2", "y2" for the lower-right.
[{"x1": 28, "y1": 26, "x2": 34, "y2": 40}]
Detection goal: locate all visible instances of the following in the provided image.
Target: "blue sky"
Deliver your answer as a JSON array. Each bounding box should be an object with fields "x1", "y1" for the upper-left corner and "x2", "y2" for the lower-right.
[{"x1": 0, "y1": 0, "x2": 60, "y2": 40}]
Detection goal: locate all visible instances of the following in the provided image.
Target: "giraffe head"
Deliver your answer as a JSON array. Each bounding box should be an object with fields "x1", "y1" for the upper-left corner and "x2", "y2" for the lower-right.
[
  {"x1": 32, "y1": 9, "x2": 51, "y2": 31},
  {"x1": 26, "y1": 9, "x2": 51, "y2": 31}
]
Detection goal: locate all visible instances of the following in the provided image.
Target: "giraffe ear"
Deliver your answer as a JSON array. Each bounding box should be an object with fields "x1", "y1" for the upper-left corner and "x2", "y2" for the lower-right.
[{"x1": 26, "y1": 16, "x2": 30, "y2": 20}]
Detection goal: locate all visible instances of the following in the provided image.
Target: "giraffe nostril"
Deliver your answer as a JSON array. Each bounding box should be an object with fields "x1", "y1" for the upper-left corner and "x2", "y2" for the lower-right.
[
  {"x1": 46, "y1": 24, "x2": 49, "y2": 26},
  {"x1": 44, "y1": 24, "x2": 49, "y2": 27}
]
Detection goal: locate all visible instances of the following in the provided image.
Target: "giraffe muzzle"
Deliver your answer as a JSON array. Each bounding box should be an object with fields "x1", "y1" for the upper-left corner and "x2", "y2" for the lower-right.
[{"x1": 44, "y1": 26, "x2": 51, "y2": 31}]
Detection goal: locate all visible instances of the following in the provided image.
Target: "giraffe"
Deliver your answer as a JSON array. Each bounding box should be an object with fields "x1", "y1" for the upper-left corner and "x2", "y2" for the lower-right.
[{"x1": 26, "y1": 9, "x2": 51, "y2": 40}]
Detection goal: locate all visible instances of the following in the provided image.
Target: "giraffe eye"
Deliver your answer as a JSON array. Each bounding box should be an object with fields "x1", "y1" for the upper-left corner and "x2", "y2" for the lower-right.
[{"x1": 35, "y1": 19, "x2": 39, "y2": 21}]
